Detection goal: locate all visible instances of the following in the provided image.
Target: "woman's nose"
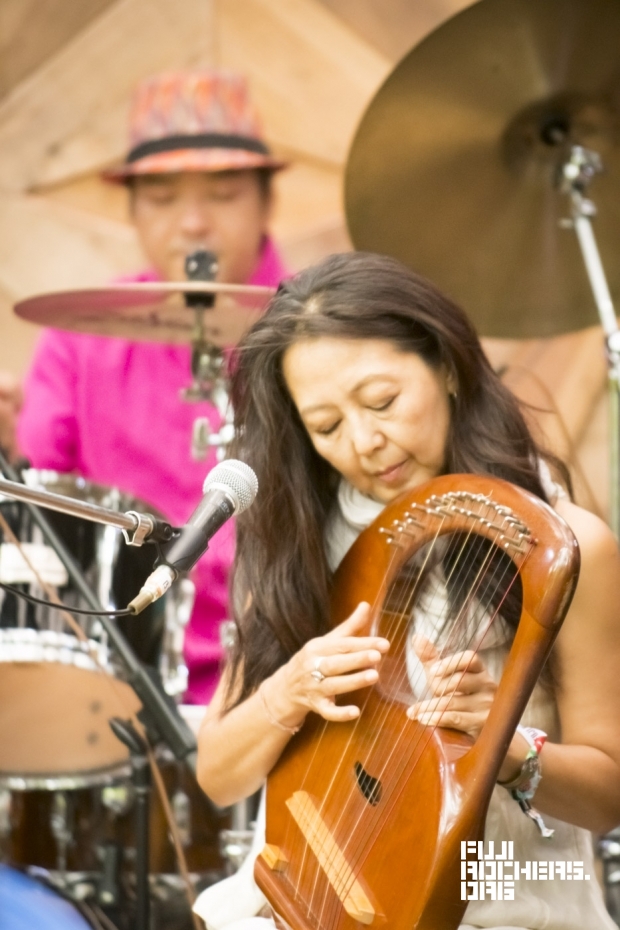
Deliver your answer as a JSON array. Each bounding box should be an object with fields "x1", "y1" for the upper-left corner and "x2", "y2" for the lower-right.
[{"x1": 350, "y1": 418, "x2": 385, "y2": 456}]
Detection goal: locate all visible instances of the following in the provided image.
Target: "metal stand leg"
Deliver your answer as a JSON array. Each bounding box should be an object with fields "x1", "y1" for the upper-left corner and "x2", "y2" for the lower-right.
[
  {"x1": 109, "y1": 718, "x2": 151, "y2": 930},
  {"x1": 559, "y1": 146, "x2": 620, "y2": 535},
  {"x1": 599, "y1": 830, "x2": 620, "y2": 927}
]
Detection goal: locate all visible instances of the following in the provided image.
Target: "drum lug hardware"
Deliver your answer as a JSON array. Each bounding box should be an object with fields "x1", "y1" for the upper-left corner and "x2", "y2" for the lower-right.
[
  {"x1": 171, "y1": 788, "x2": 192, "y2": 847},
  {"x1": 97, "y1": 841, "x2": 122, "y2": 907},
  {"x1": 220, "y1": 827, "x2": 256, "y2": 871},
  {"x1": 0, "y1": 788, "x2": 10, "y2": 838},
  {"x1": 101, "y1": 782, "x2": 134, "y2": 816},
  {"x1": 50, "y1": 791, "x2": 72, "y2": 872}
]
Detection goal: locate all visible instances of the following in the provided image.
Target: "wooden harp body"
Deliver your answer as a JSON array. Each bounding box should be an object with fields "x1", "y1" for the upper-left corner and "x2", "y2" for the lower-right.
[{"x1": 255, "y1": 475, "x2": 580, "y2": 930}]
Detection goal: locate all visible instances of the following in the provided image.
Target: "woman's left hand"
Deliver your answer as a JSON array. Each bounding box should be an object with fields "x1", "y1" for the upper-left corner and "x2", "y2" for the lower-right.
[{"x1": 407, "y1": 634, "x2": 497, "y2": 740}]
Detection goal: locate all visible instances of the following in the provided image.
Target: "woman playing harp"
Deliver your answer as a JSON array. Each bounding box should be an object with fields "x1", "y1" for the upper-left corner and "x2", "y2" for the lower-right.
[{"x1": 196, "y1": 252, "x2": 620, "y2": 930}]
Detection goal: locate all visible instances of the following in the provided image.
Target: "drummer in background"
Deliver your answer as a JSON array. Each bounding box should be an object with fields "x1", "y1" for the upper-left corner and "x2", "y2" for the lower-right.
[{"x1": 0, "y1": 69, "x2": 289, "y2": 704}]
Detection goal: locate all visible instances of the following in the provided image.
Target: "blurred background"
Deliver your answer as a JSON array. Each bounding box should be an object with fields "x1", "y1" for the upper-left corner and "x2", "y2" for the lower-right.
[{"x1": 0, "y1": 0, "x2": 608, "y2": 514}]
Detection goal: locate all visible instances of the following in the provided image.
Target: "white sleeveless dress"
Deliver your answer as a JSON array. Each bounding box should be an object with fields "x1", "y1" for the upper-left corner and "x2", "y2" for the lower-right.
[{"x1": 194, "y1": 479, "x2": 616, "y2": 930}]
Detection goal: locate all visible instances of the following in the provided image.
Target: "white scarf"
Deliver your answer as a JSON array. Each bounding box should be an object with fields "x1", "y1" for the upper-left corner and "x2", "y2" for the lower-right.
[{"x1": 325, "y1": 480, "x2": 385, "y2": 571}]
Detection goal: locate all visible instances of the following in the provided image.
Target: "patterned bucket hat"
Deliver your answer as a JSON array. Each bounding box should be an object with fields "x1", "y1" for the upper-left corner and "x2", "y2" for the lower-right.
[{"x1": 103, "y1": 69, "x2": 287, "y2": 182}]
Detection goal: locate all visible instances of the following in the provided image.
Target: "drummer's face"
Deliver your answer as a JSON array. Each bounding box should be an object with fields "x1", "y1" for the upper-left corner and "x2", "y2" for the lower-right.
[
  {"x1": 130, "y1": 170, "x2": 272, "y2": 283},
  {"x1": 282, "y1": 337, "x2": 453, "y2": 504}
]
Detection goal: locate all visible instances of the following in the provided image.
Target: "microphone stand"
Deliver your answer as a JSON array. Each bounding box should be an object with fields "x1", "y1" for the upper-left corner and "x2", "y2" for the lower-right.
[
  {"x1": 109, "y1": 718, "x2": 151, "y2": 930},
  {"x1": 0, "y1": 451, "x2": 200, "y2": 920},
  {"x1": 0, "y1": 474, "x2": 174, "y2": 546}
]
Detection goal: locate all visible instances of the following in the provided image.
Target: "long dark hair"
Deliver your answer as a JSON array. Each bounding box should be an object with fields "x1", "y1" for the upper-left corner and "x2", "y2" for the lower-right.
[{"x1": 228, "y1": 252, "x2": 567, "y2": 704}]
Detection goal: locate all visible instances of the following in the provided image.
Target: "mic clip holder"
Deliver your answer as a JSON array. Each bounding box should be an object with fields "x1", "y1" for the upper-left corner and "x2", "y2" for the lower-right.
[{"x1": 122, "y1": 510, "x2": 173, "y2": 547}]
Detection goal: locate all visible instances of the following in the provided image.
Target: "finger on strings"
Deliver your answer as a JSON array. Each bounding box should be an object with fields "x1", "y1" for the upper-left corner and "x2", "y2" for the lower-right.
[
  {"x1": 316, "y1": 699, "x2": 361, "y2": 722},
  {"x1": 407, "y1": 695, "x2": 454, "y2": 719},
  {"x1": 327, "y1": 601, "x2": 370, "y2": 636},
  {"x1": 320, "y1": 668, "x2": 380, "y2": 696},
  {"x1": 427, "y1": 649, "x2": 482, "y2": 678},
  {"x1": 410, "y1": 632, "x2": 440, "y2": 664},
  {"x1": 330, "y1": 602, "x2": 376, "y2": 638},
  {"x1": 325, "y1": 636, "x2": 390, "y2": 657},
  {"x1": 408, "y1": 690, "x2": 492, "y2": 720},
  {"x1": 409, "y1": 709, "x2": 473, "y2": 731},
  {"x1": 427, "y1": 669, "x2": 493, "y2": 696},
  {"x1": 316, "y1": 649, "x2": 383, "y2": 678}
]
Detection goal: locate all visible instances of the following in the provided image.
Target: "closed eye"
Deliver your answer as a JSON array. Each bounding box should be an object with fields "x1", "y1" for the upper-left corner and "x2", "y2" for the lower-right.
[
  {"x1": 315, "y1": 421, "x2": 341, "y2": 436},
  {"x1": 146, "y1": 192, "x2": 176, "y2": 206},
  {"x1": 370, "y1": 397, "x2": 396, "y2": 412}
]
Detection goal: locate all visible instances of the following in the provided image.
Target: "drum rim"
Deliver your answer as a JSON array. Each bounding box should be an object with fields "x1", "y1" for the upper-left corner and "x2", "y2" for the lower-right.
[
  {"x1": 0, "y1": 761, "x2": 131, "y2": 791},
  {"x1": 0, "y1": 628, "x2": 115, "y2": 674},
  {"x1": 21, "y1": 468, "x2": 164, "y2": 515}
]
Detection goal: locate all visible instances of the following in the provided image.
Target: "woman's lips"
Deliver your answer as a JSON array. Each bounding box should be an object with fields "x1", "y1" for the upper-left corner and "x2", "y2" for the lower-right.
[{"x1": 375, "y1": 458, "x2": 409, "y2": 484}]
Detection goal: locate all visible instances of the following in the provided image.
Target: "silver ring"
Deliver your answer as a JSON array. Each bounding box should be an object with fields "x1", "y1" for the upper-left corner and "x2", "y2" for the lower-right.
[{"x1": 311, "y1": 657, "x2": 326, "y2": 683}]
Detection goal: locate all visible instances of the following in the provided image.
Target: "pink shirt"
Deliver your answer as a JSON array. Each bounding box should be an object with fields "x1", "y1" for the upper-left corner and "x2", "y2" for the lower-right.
[{"x1": 18, "y1": 238, "x2": 287, "y2": 703}]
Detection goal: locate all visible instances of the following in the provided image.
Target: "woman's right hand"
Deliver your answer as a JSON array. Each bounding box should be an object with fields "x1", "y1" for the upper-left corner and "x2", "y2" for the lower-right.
[
  {"x1": 198, "y1": 603, "x2": 390, "y2": 805},
  {"x1": 264, "y1": 602, "x2": 390, "y2": 727}
]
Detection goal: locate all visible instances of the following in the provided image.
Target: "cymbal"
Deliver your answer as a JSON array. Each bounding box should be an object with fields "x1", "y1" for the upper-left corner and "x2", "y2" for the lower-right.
[
  {"x1": 345, "y1": 0, "x2": 620, "y2": 338},
  {"x1": 14, "y1": 281, "x2": 276, "y2": 346}
]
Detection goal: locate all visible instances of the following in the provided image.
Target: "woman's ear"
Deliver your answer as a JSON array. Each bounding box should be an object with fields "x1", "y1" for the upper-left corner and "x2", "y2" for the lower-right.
[{"x1": 445, "y1": 368, "x2": 458, "y2": 399}]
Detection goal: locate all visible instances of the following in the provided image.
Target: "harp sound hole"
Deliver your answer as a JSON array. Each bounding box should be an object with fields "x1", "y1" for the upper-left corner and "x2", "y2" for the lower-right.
[{"x1": 354, "y1": 761, "x2": 382, "y2": 805}]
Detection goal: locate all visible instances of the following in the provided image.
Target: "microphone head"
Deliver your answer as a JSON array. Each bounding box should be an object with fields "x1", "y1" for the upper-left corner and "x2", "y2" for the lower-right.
[{"x1": 203, "y1": 460, "x2": 258, "y2": 514}]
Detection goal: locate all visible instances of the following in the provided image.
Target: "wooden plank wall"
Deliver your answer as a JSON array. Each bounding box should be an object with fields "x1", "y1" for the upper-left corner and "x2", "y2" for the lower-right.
[{"x1": 0, "y1": 0, "x2": 610, "y2": 518}]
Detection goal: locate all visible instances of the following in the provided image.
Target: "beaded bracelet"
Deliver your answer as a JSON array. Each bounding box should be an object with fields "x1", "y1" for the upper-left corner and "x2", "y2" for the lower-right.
[
  {"x1": 499, "y1": 725, "x2": 546, "y2": 798},
  {"x1": 499, "y1": 725, "x2": 554, "y2": 838},
  {"x1": 258, "y1": 682, "x2": 301, "y2": 736}
]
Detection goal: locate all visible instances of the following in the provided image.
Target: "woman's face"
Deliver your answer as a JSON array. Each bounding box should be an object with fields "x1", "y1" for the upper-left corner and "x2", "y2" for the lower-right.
[{"x1": 282, "y1": 337, "x2": 453, "y2": 504}]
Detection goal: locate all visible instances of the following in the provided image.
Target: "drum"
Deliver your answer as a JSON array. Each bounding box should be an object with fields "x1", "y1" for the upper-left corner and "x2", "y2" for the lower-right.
[
  {"x1": 0, "y1": 866, "x2": 97, "y2": 930},
  {"x1": 0, "y1": 471, "x2": 194, "y2": 789},
  {"x1": 0, "y1": 783, "x2": 120, "y2": 875},
  {"x1": 0, "y1": 708, "x2": 230, "y2": 906},
  {"x1": 0, "y1": 756, "x2": 229, "y2": 882},
  {"x1": 116, "y1": 706, "x2": 231, "y2": 882}
]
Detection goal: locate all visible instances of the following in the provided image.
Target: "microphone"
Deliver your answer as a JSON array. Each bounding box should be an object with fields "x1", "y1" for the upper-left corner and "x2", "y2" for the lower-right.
[{"x1": 128, "y1": 460, "x2": 258, "y2": 615}]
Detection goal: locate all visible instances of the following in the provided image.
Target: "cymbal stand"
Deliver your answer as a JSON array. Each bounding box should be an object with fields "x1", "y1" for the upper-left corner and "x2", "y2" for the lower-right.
[
  {"x1": 558, "y1": 144, "x2": 620, "y2": 536},
  {"x1": 109, "y1": 718, "x2": 151, "y2": 930},
  {"x1": 180, "y1": 251, "x2": 234, "y2": 461}
]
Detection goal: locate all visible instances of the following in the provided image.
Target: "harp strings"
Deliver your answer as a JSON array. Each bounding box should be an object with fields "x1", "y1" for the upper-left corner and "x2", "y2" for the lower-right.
[
  {"x1": 287, "y1": 496, "x2": 532, "y2": 926},
  {"x1": 286, "y1": 510, "x2": 412, "y2": 910},
  {"x1": 302, "y1": 517, "x2": 490, "y2": 925},
  {"x1": 296, "y1": 504, "x2": 528, "y2": 928},
  {"x1": 314, "y1": 520, "x2": 485, "y2": 927},
  {"x1": 338, "y1": 539, "x2": 529, "y2": 927},
  {"x1": 317, "y1": 525, "x2": 516, "y2": 928},
  {"x1": 308, "y1": 518, "x2": 494, "y2": 925}
]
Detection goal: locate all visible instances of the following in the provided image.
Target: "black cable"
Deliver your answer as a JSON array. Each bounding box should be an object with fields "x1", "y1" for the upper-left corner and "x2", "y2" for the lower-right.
[{"x1": 0, "y1": 581, "x2": 135, "y2": 617}]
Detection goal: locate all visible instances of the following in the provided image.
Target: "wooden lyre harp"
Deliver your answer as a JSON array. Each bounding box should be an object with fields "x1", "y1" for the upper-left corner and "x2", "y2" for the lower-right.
[{"x1": 255, "y1": 474, "x2": 580, "y2": 930}]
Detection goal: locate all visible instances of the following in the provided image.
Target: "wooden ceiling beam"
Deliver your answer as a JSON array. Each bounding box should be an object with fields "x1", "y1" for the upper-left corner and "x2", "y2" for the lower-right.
[
  {"x1": 0, "y1": 0, "x2": 216, "y2": 194},
  {"x1": 216, "y1": 0, "x2": 390, "y2": 167},
  {"x1": 315, "y1": 0, "x2": 476, "y2": 63},
  {"x1": 0, "y1": 0, "x2": 117, "y2": 101}
]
